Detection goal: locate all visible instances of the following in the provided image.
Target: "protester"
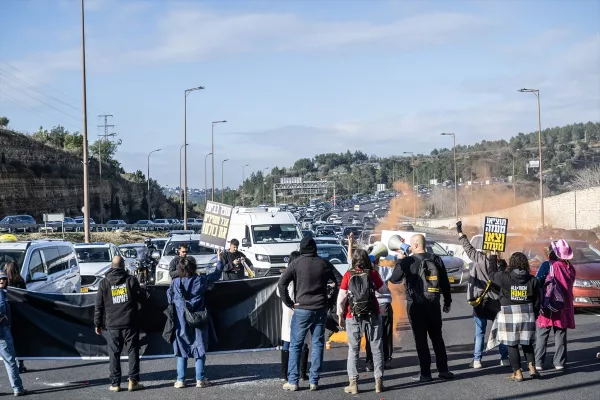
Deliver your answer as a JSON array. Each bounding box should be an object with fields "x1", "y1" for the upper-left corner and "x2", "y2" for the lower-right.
[
  {"x1": 94, "y1": 256, "x2": 147, "y2": 392},
  {"x1": 389, "y1": 234, "x2": 454, "y2": 382},
  {"x1": 169, "y1": 244, "x2": 188, "y2": 279},
  {"x1": 0, "y1": 270, "x2": 27, "y2": 396},
  {"x1": 3, "y1": 261, "x2": 28, "y2": 374},
  {"x1": 169, "y1": 251, "x2": 224, "y2": 388},
  {"x1": 337, "y1": 245, "x2": 387, "y2": 394},
  {"x1": 278, "y1": 236, "x2": 339, "y2": 392},
  {"x1": 456, "y1": 221, "x2": 509, "y2": 368},
  {"x1": 222, "y1": 239, "x2": 253, "y2": 281},
  {"x1": 535, "y1": 240, "x2": 576, "y2": 371},
  {"x1": 486, "y1": 252, "x2": 541, "y2": 381}
]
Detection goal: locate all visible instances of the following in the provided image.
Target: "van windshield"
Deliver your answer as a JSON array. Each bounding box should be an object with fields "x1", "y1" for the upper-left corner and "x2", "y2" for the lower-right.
[
  {"x1": 252, "y1": 224, "x2": 301, "y2": 244},
  {"x1": 164, "y1": 241, "x2": 216, "y2": 256}
]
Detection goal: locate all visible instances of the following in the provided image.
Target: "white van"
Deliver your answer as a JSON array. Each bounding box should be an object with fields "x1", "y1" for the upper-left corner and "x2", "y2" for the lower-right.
[
  {"x1": 227, "y1": 208, "x2": 303, "y2": 277},
  {"x1": 0, "y1": 239, "x2": 81, "y2": 293}
]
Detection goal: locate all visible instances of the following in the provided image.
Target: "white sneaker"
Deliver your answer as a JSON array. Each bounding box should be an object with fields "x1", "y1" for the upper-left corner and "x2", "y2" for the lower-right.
[
  {"x1": 554, "y1": 365, "x2": 565, "y2": 370},
  {"x1": 500, "y1": 359, "x2": 510, "y2": 367},
  {"x1": 174, "y1": 381, "x2": 185, "y2": 389},
  {"x1": 535, "y1": 366, "x2": 543, "y2": 371},
  {"x1": 473, "y1": 360, "x2": 482, "y2": 369}
]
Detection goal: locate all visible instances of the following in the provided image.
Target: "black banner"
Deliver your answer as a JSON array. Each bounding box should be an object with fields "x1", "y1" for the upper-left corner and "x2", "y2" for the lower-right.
[
  {"x1": 200, "y1": 201, "x2": 233, "y2": 249},
  {"x1": 8, "y1": 277, "x2": 282, "y2": 359}
]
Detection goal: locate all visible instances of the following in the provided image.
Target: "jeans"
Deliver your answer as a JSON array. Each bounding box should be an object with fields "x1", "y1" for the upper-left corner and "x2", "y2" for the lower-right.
[
  {"x1": 287, "y1": 308, "x2": 326, "y2": 385},
  {"x1": 177, "y1": 356, "x2": 206, "y2": 381},
  {"x1": 0, "y1": 326, "x2": 24, "y2": 394},
  {"x1": 106, "y1": 328, "x2": 140, "y2": 385},
  {"x1": 366, "y1": 303, "x2": 393, "y2": 362},
  {"x1": 407, "y1": 301, "x2": 449, "y2": 377},
  {"x1": 282, "y1": 341, "x2": 290, "y2": 351},
  {"x1": 347, "y1": 314, "x2": 384, "y2": 379},
  {"x1": 535, "y1": 326, "x2": 567, "y2": 368},
  {"x1": 474, "y1": 315, "x2": 508, "y2": 361}
]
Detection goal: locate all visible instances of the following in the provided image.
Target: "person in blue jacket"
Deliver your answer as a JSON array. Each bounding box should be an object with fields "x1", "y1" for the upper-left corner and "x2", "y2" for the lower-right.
[{"x1": 168, "y1": 250, "x2": 223, "y2": 389}]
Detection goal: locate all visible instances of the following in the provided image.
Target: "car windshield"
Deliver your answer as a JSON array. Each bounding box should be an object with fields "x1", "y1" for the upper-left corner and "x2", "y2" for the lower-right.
[
  {"x1": 317, "y1": 229, "x2": 336, "y2": 237},
  {"x1": 152, "y1": 240, "x2": 167, "y2": 250},
  {"x1": 0, "y1": 217, "x2": 14, "y2": 224},
  {"x1": 427, "y1": 242, "x2": 448, "y2": 256},
  {"x1": 252, "y1": 224, "x2": 301, "y2": 244},
  {"x1": 164, "y1": 241, "x2": 216, "y2": 256},
  {"x1": 317, "y1": 247, "x2": 348, "y2": 264},
  {"x1": 570, "y1": 242, "x2": 600, "y2": 264},
  {"x1": 76, "y1": 248, "x2": 111, "y2": 263},
  {"x1": 0, "y1": 250, "x2": 25, "y2": 271},
  {"x1": 120, "y1": 247, "x2": 140, "y2": 259},
  {"x1": 343, "y1": 227, "x2": 362, "y2": 236}
]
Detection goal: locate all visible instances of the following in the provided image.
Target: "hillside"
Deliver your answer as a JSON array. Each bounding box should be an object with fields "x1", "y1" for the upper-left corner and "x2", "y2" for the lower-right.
[{"x1": 0, "y1": 128, "x2": 177, "y2": 222}]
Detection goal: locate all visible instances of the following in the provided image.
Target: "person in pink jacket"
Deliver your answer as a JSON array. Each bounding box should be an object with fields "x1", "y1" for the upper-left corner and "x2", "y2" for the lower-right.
[{"x1": 534, "y1": 239, "x2": 576, "y2": 371}]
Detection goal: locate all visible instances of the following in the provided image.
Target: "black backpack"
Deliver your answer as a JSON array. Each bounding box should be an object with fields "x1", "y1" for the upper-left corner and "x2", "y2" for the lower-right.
[
  {"x1": 411, "y1": 256, "x2": 441, "y2": 304},
  {"x1": 347, "y1": 270, "x2": 376, "y2": 318}
]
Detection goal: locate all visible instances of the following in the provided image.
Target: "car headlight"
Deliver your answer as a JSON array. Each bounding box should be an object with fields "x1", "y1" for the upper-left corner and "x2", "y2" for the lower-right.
[
  {"x1": 574, "y1": 279, "x2": 593, "y2": 288},
  {"x1": 255, "y1": 254, "x2": 270, "y2": 262},
  {"x1": 158, "y1": 262, "x2": 169, "y2": 270}
]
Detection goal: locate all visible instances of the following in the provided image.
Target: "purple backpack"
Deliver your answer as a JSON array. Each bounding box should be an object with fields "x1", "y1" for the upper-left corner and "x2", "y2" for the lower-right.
[{"x1": 541, "y1": 263, "x2": 566, "y2": 316}]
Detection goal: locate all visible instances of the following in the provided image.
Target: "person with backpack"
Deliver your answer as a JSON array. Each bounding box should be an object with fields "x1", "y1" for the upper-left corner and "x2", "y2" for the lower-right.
[
  {"x1": 337, "y1": 247, "x2": 387, "y2": 394},
  {"x1": 486, "y1": 252, "x2": 541, "y2": 381},
  {"x1": 456, "y1": 222, "x2": 509, "y2": 368},
  {"x1": 389, "y1": 234, "x2": 454, "y2": 382},
  {"x1": 534, "y1": 240, "x2": 576, "y2": 371}
]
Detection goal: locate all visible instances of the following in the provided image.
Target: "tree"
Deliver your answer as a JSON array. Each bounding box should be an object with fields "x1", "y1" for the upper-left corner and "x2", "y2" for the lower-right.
[
  {"x1": 0, "y1": 116, "x2": 8, "y2": 127},
  {"x1": 572, "y1": 164, "x2": 600, "y2": 190},
  {"x1": 90, "y1": 138, "x2": 122, "y2": 164}
]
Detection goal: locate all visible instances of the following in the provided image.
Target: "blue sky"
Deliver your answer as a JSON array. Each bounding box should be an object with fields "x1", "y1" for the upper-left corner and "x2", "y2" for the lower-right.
[{"x1": 1, "y1": 0, "x2": 599, "y2": 189}]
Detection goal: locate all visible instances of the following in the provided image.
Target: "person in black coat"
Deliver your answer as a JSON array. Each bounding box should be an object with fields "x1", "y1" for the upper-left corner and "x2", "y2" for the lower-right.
[{"x1": 222, "y1": 239, "x2": 253, "y2": 281}]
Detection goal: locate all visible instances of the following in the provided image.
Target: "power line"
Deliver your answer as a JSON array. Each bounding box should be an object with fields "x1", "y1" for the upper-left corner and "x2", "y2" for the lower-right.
[{"x1": 0, "y1": 92, "x2": 80, "y2": 131}]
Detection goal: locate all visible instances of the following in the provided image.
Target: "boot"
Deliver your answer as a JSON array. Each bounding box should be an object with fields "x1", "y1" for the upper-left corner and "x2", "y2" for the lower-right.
[
  {"x1": 344, "y1": 378, "x2": 358, "y2": 395},
  {"x1": 300, "y1": 345, "x2": 309, "y2": 381},
  {"x1": 528, "y1": 362, "x2": 540, "y2": 379},
  {"x1": 375, "y1": 378, "x2": 384, "y2": 393},
  {"x1": 128, "y1": 378, "x2": 145, "y2": 392},
  {"x1": 280, "y1": 350, "x2": 289, "y2": 382},
  {"x1": 508, "y1": 369, "x2": 524, "y2": 382}
]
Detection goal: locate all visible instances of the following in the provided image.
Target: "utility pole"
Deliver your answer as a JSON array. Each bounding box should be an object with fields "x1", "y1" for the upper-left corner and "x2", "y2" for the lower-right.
[
  {"x1": 81, "y1": 0, "x2": 91, "y2": 243},
  {"x1": 97, "y1": 114, "x2": 114, "y2": 224}
]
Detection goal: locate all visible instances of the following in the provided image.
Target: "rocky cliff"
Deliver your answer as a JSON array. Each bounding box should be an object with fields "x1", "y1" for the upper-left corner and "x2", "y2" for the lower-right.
[{"x1": 0, "y1": 129, "x2": 177, "y2": 222}]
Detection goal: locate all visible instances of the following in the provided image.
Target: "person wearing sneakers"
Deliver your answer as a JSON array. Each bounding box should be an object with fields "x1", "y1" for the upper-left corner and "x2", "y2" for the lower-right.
[
  {"x1": 94, "y1": 256, "x2": 148, "y2": 392},
  {"x1": 486, "y1": 252, "x2": 541, "y2": 382},
  {"x1": 534, "y1": 240, "x2": 576, "y2": 372},
  {"x1": 456, "y1": 221, "x2": 509, "y2": 369},
  {"x1": 278, "y1": 236, "x2": 340, "y2": 392},
  {"x1": 0, "y1": 270, "x2": 27, "y2": 396},
  {"x1": 169, "y1": 252, "x2": 224, "y2": 389}
]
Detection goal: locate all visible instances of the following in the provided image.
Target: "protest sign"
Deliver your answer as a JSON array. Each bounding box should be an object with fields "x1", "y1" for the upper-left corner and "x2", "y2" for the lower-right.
[
  {"x1": 482, "y1": 217, "x2": 508, "y2": 252},
  {"x1": 200, "y1": 201, "x2": 233, "y2": 249}
]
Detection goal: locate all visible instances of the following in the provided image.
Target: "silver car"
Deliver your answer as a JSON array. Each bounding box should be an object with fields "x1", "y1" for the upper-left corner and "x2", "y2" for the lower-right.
[{"x1": 426, "y1": 240, "x2": 468, "y2": 289}]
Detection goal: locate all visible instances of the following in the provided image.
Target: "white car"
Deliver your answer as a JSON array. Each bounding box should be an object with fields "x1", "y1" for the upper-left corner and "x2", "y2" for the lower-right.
[
  {"x1": 0, "y1": 239, "x2": 80, "y2": 294},
  {"x1": 313, "y1": 236, "x2": 342, "y2": 245},
  {"x1": 75, "y1": 242, "x2": 123, "y2": 293},
  {"x1": 155, "y1": 234, "x2": 218, "y2": 285},
  {"x1": 316, "y1": 243, "x2": 349, "y2": 277}
]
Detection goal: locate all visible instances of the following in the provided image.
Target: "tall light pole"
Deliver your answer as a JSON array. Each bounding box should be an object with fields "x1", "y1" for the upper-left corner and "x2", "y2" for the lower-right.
[
  {"x1": 204, "y1": 152, "x2": 212, "y2": 205},
  {"x1": 512, "y1": 149, "x2": 520, "y2": 206},
  {"x1": 81, "y1": 0, "x2": 91, "y2": 243},
  {"x1": 242, "y1": 164, "x2": 249, "y2": 206},
  {"x1": 211, "y1": 120, "x2": 227, "y2": 201},
  {"x1": 518, "y1": 88, "x2": 544, "y2": 228},
  {"x1": 184, "y1": 86, "x2": 204, "y2": 229},
  {"x1": 221, "y1": 159, "x2": 229, "y2": 204},
  {"x1": 441, "y1": 133, "x2": 459, "y2": 221},
  {"x1": 179, "y1": 143, "x2": 188, "y2": 220},
  {"x1": 403, "y1": 152, "x2": 417, "y2": 222},
  {"x1": 147, "y1": 148, "x2": 161, "y2": 220},
  {"x1": 262, "y1": 167, "x2": 269, "y2": 204}
]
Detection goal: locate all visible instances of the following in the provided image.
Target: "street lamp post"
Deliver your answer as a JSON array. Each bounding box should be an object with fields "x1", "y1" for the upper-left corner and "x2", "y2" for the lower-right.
[
  {"x1": 179, "y1": 143, "x2": 188, "y2": 220},
  {"x1": 147, "y1": 149, "x2": 161, "y2": 220},
  {"x1": 242, "y1": 164, "x2": 249, "y2": 206},
  {"x1": 518, "y1": 88, "x2": 544, "y2": 228},
  {"x1": 221, "y1": 159, "x2": 229, "y2": 204},
  {"x1": 80, "y1": 0, "x2": 91, "y2": 243},
  {"x1": 441, "y1": 133, "x2": 459, "y2": 221},
  {"x1": 184, "y1": 86, "x2": 205, "y2": 230},
  {"x1": 262, "y1": 167, "x2": 269, "y2": 204},
  {"x1": 403, "y1": 152, "x2": 417, "y2": 222},
  {"x1": 512, "y1": 149, "x2": 520, "y2": 206},
  {"x1": 204, "y1": 152, "x2": 212, "y2": 205},
  {"x1": 211, "y1": 120, "x2": 227, "y2": 201}
]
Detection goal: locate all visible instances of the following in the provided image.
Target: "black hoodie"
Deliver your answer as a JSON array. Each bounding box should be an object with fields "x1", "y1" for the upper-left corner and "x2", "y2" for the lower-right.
[
  {"x1": 277, "y1": 237, "x2": 341, "y2": 310},
  {"x1": 94, "y1": 268, "x2": 148, "y2": 329}
]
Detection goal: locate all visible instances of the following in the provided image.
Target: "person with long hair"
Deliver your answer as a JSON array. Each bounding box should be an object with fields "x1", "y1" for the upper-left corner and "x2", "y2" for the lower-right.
[
  {"x1": 535, "y1": 240, "x2": 576, "y2": 371},
  {"x1": 337, "y1": 242, "x2": 386, "y2": 394},
  {"x1": 487, "y1": 252, "x2": 541, "y2": 382},
  {"x1": 3, "y1": 262, "x2": 27, "y2": 373},
  {"x1": 169, "y1": 251, "x2": 223, "y2": 389}
]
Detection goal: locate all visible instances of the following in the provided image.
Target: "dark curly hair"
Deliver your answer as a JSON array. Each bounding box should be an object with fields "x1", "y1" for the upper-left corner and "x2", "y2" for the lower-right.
[{"x1": 507, "y1": 252, "x2": 530, "y2": 274}]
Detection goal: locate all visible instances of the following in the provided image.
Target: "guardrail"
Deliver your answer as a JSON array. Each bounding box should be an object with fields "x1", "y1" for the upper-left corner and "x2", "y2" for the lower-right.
[{"x1": 0, "y1": 222, "x2": 204, "y2": 234}]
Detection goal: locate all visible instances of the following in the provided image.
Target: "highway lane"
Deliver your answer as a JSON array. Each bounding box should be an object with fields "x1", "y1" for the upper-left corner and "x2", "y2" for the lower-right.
[{"x1": 9, "y1": 295, "x2": 599, "y2": 399}]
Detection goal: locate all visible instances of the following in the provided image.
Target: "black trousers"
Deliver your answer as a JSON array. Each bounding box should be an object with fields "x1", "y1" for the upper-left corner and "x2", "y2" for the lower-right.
[
  {"x1": 106, "y1": 328, "x2": 140, "y2": 385},
  {"x1": 365, "y1": 303, "x2": 394, "y2": 362},
  {"x1": 508, "y1": 344, "x2": 535, "y2": 372},
  {"x1": 407, "y1": 301, "x2": 449, "y2": 377}
]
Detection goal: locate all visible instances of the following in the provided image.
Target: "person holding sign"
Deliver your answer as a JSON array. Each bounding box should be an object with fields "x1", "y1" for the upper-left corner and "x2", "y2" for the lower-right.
[{"x1": 222, "y1": 239, "x2": 253, "y2": 281}]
